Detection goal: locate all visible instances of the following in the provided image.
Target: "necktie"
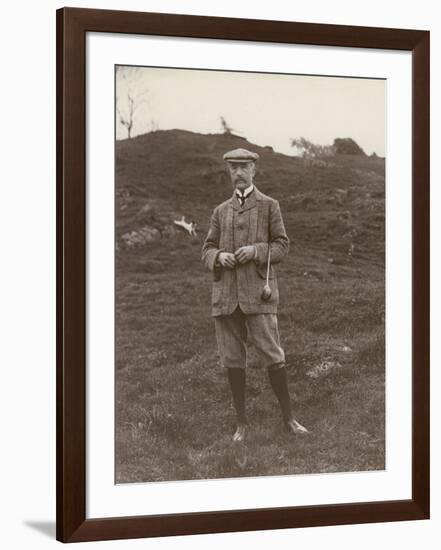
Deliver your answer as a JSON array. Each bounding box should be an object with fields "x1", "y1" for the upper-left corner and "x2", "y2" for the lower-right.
[
  {"x1": 237, "y1": 194, "x2": 245, "y2": 206},
  {"x1": 236, "y1": 189, "x2": 252, "y2": 206}
]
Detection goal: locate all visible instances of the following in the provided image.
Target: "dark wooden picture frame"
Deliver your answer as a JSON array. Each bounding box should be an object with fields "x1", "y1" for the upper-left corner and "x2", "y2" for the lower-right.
[{"x1": 56, "y1": 7, "x2": 430, "y2": 543}]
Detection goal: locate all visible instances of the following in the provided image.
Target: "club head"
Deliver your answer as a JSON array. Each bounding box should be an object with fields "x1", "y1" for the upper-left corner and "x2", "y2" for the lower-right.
[{"x1": 261, "y1": 284, "x2": 272, "y2": 301}]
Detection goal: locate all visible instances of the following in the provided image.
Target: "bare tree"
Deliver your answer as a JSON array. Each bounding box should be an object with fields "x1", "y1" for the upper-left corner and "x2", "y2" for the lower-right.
[
  {"x1": 118, "y1": 93, "x2": 135, "y2": 139},
  {"x1": 116, "y1": 67, "x2": 150, "y2": 139}
]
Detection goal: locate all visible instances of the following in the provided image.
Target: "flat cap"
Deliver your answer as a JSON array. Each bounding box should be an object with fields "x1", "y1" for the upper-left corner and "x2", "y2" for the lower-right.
[{"x1": 223, "y1": 148, "x2": 259, "y2": 163}]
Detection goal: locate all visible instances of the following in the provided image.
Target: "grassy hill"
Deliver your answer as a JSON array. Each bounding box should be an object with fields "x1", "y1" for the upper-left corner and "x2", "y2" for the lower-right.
[{"x1": 115, "y1": 129, "x2": 385, "y2": 483}]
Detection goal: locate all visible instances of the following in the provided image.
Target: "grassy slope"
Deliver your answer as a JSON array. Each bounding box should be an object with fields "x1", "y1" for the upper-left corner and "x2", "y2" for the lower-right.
[{"x1": 115, "y1": 130, "x2": 385, "y2": 482}]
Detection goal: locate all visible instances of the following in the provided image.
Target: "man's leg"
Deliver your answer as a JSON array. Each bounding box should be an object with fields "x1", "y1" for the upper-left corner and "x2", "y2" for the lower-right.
[
  {"x1": 214, "y1": 307, "x2": 248, "y2": 441},
  {"x1": 226, "y1": 367, "x2": 247, "y2": 424},
  {"x1": 246, "y1": 313, "x2": 309, "y2": 434},
  {"x1": 267, "y1": 363, "x2": 308, "y2": 433},
  {"x1": 267, "y1": 363, "x2": 293, "y2": 423}
]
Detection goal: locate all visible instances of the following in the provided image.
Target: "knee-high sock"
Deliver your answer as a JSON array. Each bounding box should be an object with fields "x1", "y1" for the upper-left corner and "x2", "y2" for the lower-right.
[
  {"x1": 268, "y1": 365, "x2": 293, "y2": 422},
  {"x1": 227, "y1": 368, "x2": 247, "y2": 424}
]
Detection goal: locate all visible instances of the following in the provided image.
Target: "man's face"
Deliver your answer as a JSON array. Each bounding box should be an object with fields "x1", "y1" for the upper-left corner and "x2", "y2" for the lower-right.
[{"x1": 227, "y1": 161, "x2": 255, "y2": 192}]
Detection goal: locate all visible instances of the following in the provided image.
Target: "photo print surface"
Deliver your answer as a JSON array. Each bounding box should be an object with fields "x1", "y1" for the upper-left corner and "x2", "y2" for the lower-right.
[{"x1": 115, "y1": 65, "x2": 386, "y2": 484}]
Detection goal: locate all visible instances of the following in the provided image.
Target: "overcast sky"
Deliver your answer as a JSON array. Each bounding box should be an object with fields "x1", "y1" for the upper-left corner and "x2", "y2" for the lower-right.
[{"x1": 116, "y1": 66, "x2": 386, "y2": 157}]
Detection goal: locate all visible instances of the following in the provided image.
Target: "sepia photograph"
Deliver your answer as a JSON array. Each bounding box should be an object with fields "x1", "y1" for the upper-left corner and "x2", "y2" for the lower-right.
[{"x1": 115, "y1": 65, "x2": 386, "y2": 484}]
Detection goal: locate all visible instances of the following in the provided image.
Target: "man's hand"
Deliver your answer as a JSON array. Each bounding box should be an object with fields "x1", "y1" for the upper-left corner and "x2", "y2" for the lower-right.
[
  {"x1": 234, "y1": 246, "x2": 256, "y2": 265},
  {"x1": 218, "y1": 252, "x2": 237, "y2": 268}
]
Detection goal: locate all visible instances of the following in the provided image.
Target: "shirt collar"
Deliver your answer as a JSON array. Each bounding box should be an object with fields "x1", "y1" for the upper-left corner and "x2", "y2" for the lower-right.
[{"x1": 236, "y1": 183, "x2": 254, "y2": 198}]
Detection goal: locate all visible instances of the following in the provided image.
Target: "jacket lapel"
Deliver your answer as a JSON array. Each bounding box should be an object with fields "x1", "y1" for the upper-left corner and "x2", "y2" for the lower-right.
[
  {"x1": 249, "y1": 187, "x2": 262, "y2": 243},
  {"x1": 225, "y1": 201, "x2": 234, "y2": 252},
  {"x1": 240, "y1": 192, "x2": 257, "y2": 212},
  {"x1": 231, "y1": 192, "x2": 240, "y2": 210}
]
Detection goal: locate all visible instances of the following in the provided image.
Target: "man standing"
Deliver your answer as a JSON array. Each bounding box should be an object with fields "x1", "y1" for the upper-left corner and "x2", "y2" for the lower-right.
[{"x1": 201, "y1": 148, "x2": 309, "y2": 442}]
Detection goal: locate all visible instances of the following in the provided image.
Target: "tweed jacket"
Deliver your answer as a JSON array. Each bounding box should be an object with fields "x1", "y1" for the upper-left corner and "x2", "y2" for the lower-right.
[{"x1": 201, "y1": 186, "x2": 289, "y2": 317}]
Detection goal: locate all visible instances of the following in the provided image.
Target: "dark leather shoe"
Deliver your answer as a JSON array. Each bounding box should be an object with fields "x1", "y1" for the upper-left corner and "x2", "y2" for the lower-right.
[
  {"x1": 232, "y1": 423, "x2": 247, "y2": 442},
  {"x1": 285, "y1": 417, "x2": 309, "y2": 434}
]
